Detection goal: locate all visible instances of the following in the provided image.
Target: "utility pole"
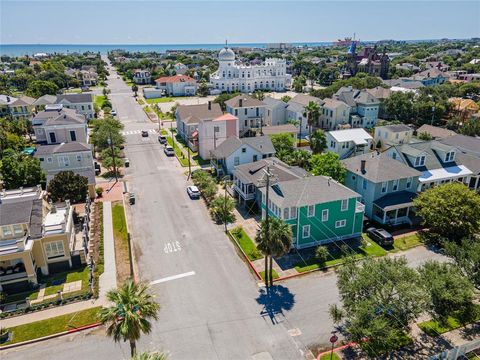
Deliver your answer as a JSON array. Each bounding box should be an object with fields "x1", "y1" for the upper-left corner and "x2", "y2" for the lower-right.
[
  {"x1": 431, "y1": 106, "x2": 435, "y2": 126},
  {"x1": 187, "y1": 142, "x2": 192, "y2": 180},
  {"x1": 170, "y1": 122, "x2": 175, "y2": 151},
  {"x1": 223, "y1": 175, "x2": 230, "y2": 233},
  {"x1": 108, "y1": 128, "x2": 118, "y2": 182},
  {"x1": 298, "y1": 117, "x2": 303, "y2": 147}
]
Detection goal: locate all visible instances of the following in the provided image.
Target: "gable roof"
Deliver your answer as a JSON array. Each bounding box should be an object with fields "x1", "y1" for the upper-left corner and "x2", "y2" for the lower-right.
[
  {"x1": 35, "y1": 142, "x2": 92, "y2": 156},
  {"x1": 322, "y1": 98, "x2": 349, "y2": 109},
  {"x1": 210, "y1": 136, "x2": 275, "y2": 159},
  {"x1": 33, "y1": 108, "x2": 86, "y2": 126},
  {"x1": 176, "y1": 103, "x2": 222, "y2": 124},
  {"x1": 56, "y1": 93, "x2": 93, "y2": 104},
  {"x1": 438, "y1": 134, "x2": 480, "y2": 158},
  {"x1": 261, "y1": 176, "x2": 360, "y2": 208},
  {"x1": 263, "y1": 97, "x2": 287, "y2": 109},
  {"x1": 287, "y1": 94, "x2": 322, "y2": 107},
  {"x1": 225, "y1": 94, "x2": 265, "y2": 108},
  {"x1": 11, "y1": 96, "x2": 36, "y2": 106},
  {"x1": 416, "y1": 124, "x2": 456, "y2": 139},
  {"x1": 233, "y1": 157, "x2": 307, "y2": 185},
  {"x1": 342, "y1": 152, "x2": 421, "y2": 183},
  {"x1": 379, "y1": 124, "x2": 412, "y2": 133},
  {"x1": 33, "y1": 95, "x2": 57, "y2": 106},
  {"x1": 334, "y1": 87, "x2": 379, "y2": 106}
]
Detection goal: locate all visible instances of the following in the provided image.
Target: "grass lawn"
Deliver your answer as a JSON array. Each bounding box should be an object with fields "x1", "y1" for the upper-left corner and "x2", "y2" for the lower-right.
[
  {"x1": 137, "y1": 98, "x2": 145, "y2": 105},
  {"x1": 65, "y1": 88, "x2": 82, "y2": 93},
  {"x1": 393, "y1": 233, "x2": 422, "y2": 251},
  {"x1": 145, "y1": 97, "x2": 183, "y2": 104},
  {"x1": 259, "y1": 269, "x2": 279, "y2": 281},
  {"x1": 294, "y1": 237, "x2": 387, "y2": 273},
  {"x1": 418, "y1": 308, "x2": 480, "y2": 336},
  {"x1": 166, "y1": 136, "x2": 190, "y2": 167},
  {"x1": 28, "y1": 267, "x2": 90, "y2": 300},
  {"x1": 4, "y1": 290, "x2": 39, "y2": 304},
  {"x1": 320, "y1": 353, "x2": 341, "y2": 360},
  {"x1": 94, "y1": 95, "x2": 107, "y2": 108},
  {"x1": 111, "y1": 202, "x2": 131, "y2": 284},
  {"x1": 229, "y1": 227, "x2": 263, "y2": 261},
  {"x1": 160, "y1": 129, "x2": 168, "y2": 135},
  {"x1": 1, "y1": 307, "x2": 101, "y2": 346}
]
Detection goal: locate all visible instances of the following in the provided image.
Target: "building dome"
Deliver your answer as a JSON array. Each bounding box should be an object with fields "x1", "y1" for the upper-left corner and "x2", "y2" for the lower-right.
[{"x1": 218, "y1": 47, "x2": 235, "y2": 61}]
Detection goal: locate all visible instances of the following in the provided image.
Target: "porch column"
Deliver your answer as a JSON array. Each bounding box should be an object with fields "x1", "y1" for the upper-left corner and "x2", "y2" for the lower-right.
[{"x1": 382, "y1": 210, "x2": 387, "y2": 224}]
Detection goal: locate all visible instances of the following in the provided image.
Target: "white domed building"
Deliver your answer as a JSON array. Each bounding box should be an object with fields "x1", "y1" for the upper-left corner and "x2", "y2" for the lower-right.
[{"x1": 210, "y1": 46, "x2": 291, "y2": 93}]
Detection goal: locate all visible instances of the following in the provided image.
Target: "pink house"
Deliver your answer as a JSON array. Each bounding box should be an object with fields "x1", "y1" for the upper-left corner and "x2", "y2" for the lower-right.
[{"x1": 197, "y1": 113, "x2": 239, "y2": 160}]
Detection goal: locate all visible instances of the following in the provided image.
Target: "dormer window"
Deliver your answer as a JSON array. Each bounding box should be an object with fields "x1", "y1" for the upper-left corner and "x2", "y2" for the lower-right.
[
  {"x1": 445, "y1": 151, "x2": 455, "y2": 162},
  {"x1": 414, "y1": 155, "x2": 426, "y2": 167}
]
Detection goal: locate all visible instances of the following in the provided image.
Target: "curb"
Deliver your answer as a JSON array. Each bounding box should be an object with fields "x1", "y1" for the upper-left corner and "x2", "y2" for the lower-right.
[
  {"x1": 317, "y1": 341, "x2": 358, "y2": 359},
  {"x1": 0, "y1": 322, "x2": 102, "y2": 350}
]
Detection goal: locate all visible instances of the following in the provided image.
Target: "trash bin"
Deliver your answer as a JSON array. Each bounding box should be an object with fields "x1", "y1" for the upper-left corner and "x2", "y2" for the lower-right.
[
  {"x1": 124, "y1": 158, "x2": 130, "y2": 168},
  {"x1": 129, "y1": 193, "x2": 135, "y2": 205}
]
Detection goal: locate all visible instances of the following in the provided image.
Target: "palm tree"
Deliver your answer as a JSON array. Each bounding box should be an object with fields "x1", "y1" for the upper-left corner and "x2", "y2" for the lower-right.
[
  {"x1": 100, "y1": 280, "x2": 160, "y2": 357},
  {"x1": 256, "y1": 217, "x2": 292, "y2": 286},
  {"x1": 304, "y1": 101, "x2": 320, "y2": 140},
  {"x1": 309, "y1": 129, "x2": 327, "y2": 154},
  {"x1": 131, "y1": 351, "x2": 168, "y2": 360}
]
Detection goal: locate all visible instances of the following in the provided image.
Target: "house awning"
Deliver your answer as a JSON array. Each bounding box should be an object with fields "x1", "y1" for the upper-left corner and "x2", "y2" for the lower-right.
[{"x1": 373, "y1": 191, "x2": 417, "y2": 212}]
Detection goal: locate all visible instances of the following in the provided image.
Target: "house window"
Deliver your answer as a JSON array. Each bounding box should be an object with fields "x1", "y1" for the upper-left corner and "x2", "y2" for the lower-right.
[
  {"x1": 234, "y1": 157, "x2": 240, "y2": 166},
  {"x1": 49, "y1": 132, "x2": 57, "y2": 143},
  {"x1": 284, "y1": 208, "x2": 290, "y2": 220},
  {"x1": 406, "y1": 177, "x2": 412, "y2": 189},
  {"x1": 392, "y1": 179, "x2": 399, "y2": 191},
  {"x1": 307, "y1": 205, "x2": 315, "y2": 217},
  {"x1": 335, "y1": 219, "x2": 346, "y2": 228},
  {"x1": 322, "y1": 209, "x2": 329, "y2": 222},
  {"x1": 44, "y1": 241, "x2": 65, "y2": 259},
  {"x1": 290, "y1": 207, "x2": 297, "y2": 219},
  {"x1": 59, "y1": 156, "x2": 70, "y2": 167},
  {"x1": 415, "y1": 155, "x2": 426, "y2": 167},
  {"x1": 244, "y1": 109, "x2": 247, "y2": 115},
  {"x1": 341, "y1": 199, "x2": 348, "y2": 211},
  {"x1": 253, "y1": 155, "x2": 258, "y2": 162},
  {"x1": 235, "y1": 109, "x2": 238, "y2": 116},
  {"x1": 242, "y1": 148, "x2": 246, "y2": 153},
  {"x1": 330, "y1": 141, "x2": 336, "y2": 148},
  {"x1": 47, "y1": 157, "x2": 53, "y2": 163},
  {"x1": 1, "y1": 226, "x2": 12, "y2": 237},
  {"x1": 13, "y1": 224, "x2": 24, "y2": 236},
  {"x1": 381, "y1": 182, "x2": 387, "y2": 193},
  {"x1": 302, "y1": 225, "x2": 310, "y2": 238},
  {"x1": 244, "y1": 120, "x2": 248, "y2": 127},
  {"x1": 445, "y1": 151, "x2": 455, "y2": 162},
  {"x1": 76, "y1": 155, "x2": 82, "y2": 161},
  {"x1": 392, "y1": 152, "x2": 397, "y2": 160}
]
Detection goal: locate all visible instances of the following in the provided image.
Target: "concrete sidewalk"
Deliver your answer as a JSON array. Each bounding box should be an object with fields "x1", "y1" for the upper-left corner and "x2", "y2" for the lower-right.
[
  {"x1": 99, "y1": 201, "x2": 117, "y2": 297},
  {"x1": 2, "y1": 202, "x2": 118, "y2": 328}
]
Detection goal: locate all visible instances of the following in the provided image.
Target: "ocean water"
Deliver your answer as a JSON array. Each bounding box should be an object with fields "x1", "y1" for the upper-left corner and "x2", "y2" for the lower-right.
[{"x1": 0, "y1": 42, "x2": 333, "y2": 57}]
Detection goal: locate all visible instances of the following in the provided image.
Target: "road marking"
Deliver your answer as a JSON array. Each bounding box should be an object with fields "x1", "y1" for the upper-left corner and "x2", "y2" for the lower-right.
[
  {"x1": 287, "y1": 328, "x2": 302, "y2": 337},
  {"x1": 150, "y1": 271, "x2": 195, "y2": 285},
  {"x1": 164, "y1": 241, "x2": 181, "y2": 254}
]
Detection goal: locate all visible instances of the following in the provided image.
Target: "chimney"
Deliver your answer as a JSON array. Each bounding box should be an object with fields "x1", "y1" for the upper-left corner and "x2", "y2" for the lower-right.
[
  {"x1": 360, "y1": 160, "x2": 366, "y2": 174},
  {"x1": 208, "y1": 101, "x2": 211, "y2": 110},
  {"x1": 239, "y1": 98, "x2": 243, "y2": 107}
]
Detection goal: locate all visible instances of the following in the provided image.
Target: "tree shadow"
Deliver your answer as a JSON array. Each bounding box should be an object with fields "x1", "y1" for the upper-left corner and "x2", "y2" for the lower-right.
[{"x1": 256, "y1": 285, "x2": 295, "y2": 325}]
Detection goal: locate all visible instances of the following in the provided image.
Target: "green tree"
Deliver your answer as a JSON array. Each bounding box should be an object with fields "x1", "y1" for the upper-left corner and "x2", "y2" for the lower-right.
[
  {"x1": 334, "y1": 257, "x2": 427, "y2": 355},
  {"x1": 417, "y1": 131, "x2": 433, "y2": 141},
  {"x1": 293, "y1": 75, "x2": 306, "y2": 92},
  {"x1": 383, "y1": 91, "x2": 415, "y2": 121},
  {"x1": 309, "y1": 129, "x2": 327, "y2": 154},
  {"x1": 281, "y1": 95, "x2": 292, "y2": 103},
  {"x1": 131, "y1": 352, "x2": 168, "y2": 360},
  {"x1": 270, "y1": 133, "x2": 294, "y2": 153},
  {"x1": 414, "y1": 183, "x2": 480, "y2": 242},
  {"x1": 209, "y1": 195, "x2": 236, "y2": 231},
  {"x1": 304, "y1": 101, "x2": 320, "y2": 139},
  {"x1": 0, "y1": 151, "x2": 45, "y2": 189},
  {"x1": 25, "y1": 80, "x2": 59, "y2": 98},
  {"x1": 315, "y1": 245, "x2": 329, "y2": 266},
  {"x1": 288, "y1": 149, "x2": 311, "y2": 169},
  {"x1": 309, "y1": 152, "x2": 346, "y2": 183},
  {"x1": 100, "y1": 280, "x2": 160, "y2": 357},
  {"x1": 197, "y1": 80, "x2": 209, "y2": 97},
  {"x1": 91, "y1": 117, "x2": 125, "y2": 151},
  {"x1": 48, "y1": 171, "x2": 88, "y2": 203},
  {"x1": 419, "y1": 261, "x2": 476, "y2": 323},
  {"x1": 444, "y1": 239, "x2": 480, "y2": 291},
  {"x1": 213, "y1": 92, "x2": 238, "y2": 111},
  {"x1": 256, "y1": 217, "x2": 292, "y2": 286},
  {"x1": 101, "y1": 147, "x2": 123, "y2": 175}
]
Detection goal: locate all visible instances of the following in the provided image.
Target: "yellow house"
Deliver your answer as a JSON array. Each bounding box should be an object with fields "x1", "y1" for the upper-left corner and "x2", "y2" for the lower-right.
[{"x1": 0, "y1": 187, "x2": 77, "y2": 294}]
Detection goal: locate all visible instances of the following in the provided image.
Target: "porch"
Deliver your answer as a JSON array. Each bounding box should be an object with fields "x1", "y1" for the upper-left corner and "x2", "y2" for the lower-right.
[{"x1": 372, "y1": 191, "x2": 419, "y2": 226}]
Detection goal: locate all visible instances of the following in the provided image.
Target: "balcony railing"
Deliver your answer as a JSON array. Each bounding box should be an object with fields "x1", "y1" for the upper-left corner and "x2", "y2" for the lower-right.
[
  {"x1": 0, "y1": 271, "x2": 28, "y2": 282},
  {"x1": 355, "y1": 201, "x2": 365, "y2": 213}
]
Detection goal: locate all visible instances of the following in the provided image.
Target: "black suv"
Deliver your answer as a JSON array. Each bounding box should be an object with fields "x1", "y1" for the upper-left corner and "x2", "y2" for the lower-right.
[{"x1": 366, "y1": 227, "x2": 394, "y2": 247}]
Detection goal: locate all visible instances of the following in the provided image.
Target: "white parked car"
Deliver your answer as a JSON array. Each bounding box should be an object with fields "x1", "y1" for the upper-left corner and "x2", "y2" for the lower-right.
[
  {"x1": 187, "y1": 186, "x2": 201, "y2": 199},
  {"x1": 164, "y1": 146, "x2": 174, "y2": 156},
  {"x1": 110, "y1": 109, "x2": 117, "y2": 116}
]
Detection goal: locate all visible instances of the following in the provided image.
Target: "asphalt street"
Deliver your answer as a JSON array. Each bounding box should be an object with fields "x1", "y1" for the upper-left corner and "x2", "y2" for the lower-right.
[{"x1": 1, "y1": 59, "x2": 447, "y2": 360}]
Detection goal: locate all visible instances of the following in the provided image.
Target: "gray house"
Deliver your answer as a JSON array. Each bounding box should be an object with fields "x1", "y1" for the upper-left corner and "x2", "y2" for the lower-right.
[
  {"x1": 263, "y1": 97, "x2": 287, "y2": 126},
  {"x1": 233, "y1": 157, "x2": 307, "y2": 206},
  {"x1": 342, "y1": 152, "x2": 422, "y2": 226}
]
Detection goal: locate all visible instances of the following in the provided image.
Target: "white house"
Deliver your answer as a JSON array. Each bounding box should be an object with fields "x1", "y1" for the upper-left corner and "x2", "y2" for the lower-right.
[
  {"x1": 263, "y1": 97, "x2": 288, "y2": 126},
  {"x1": 210, "y1": 46, "x2": 291, "y2": 93},
  {"x1": 210, "y1": 136, "x2": 276, "y2": 176},
  {"x1": 155, "y1": 75, "x2": 197, "y2": 97},
  {"x1": 56, "y1": 93, "x2": 94, "y2": 120},
  {"x1": 286, "y1": 94, "x2": 323, "y2": 136},
  {"x1": 320, "y1": 98, "x2": 351, "y2": 130},
  {"x1": 374, "y1": 124, "x2": 413, "y2": 149},
  {"x1": 197, "y1": 113, "x2": 239, "y2": 160},
  {"x1": 133, "y1": 69, "x2": 151, "y2": 85},
  {"x1": 32, "y1": 105, "x2": 88, "y2": 145},
  {"x1": 326, "y1": 128, "x2": 373, "y2": 159},
  {"x1": 225, "y1": 94, "x2": 266, "y2": 137}
]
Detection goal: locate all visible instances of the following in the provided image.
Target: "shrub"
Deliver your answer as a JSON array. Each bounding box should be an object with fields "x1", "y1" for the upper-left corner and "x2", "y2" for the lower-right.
[
  {"x1": 315, "y1": 246, "x2": 329, "y2": 265},
  {"x1": 95, "y1": 187, "x2": 104, "y2": 197}
]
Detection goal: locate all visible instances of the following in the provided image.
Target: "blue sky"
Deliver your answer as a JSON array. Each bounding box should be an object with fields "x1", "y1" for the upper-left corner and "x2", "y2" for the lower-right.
[{"x1": 1, "y1": 1, "x2": 479, "y2": 44}]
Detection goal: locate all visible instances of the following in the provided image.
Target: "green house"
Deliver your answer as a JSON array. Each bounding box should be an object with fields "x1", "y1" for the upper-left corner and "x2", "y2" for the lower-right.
[{"x1": 260, "y1": 176, "x2": 364, "y2": 249}]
